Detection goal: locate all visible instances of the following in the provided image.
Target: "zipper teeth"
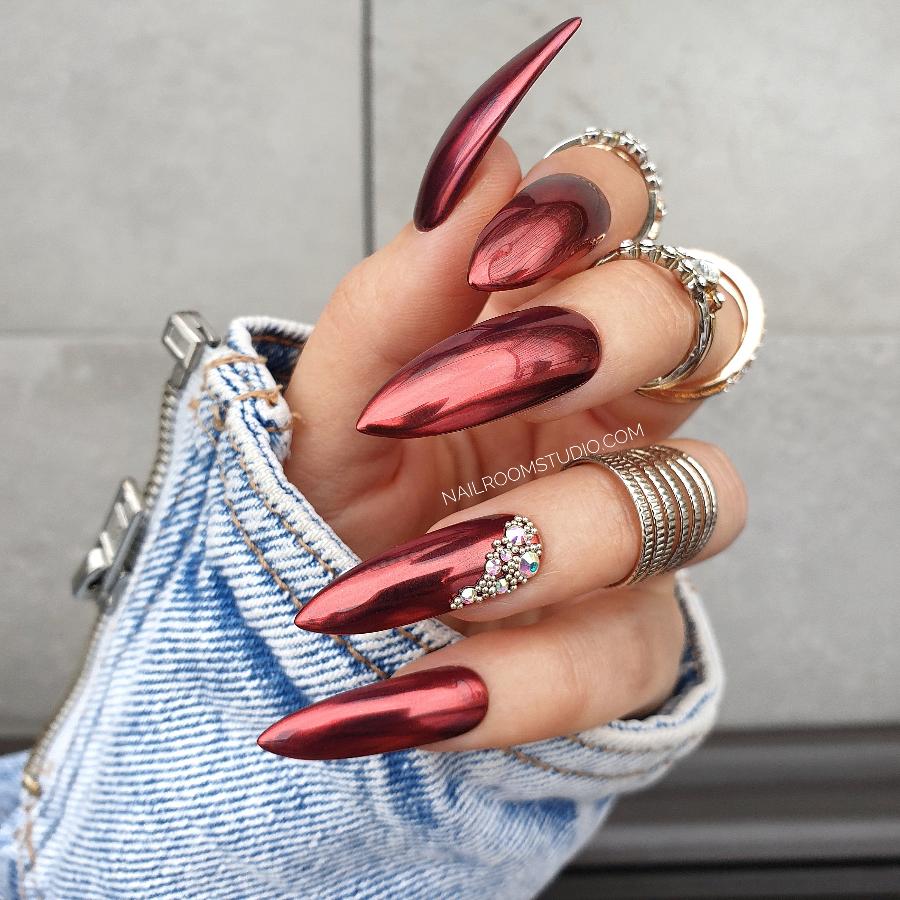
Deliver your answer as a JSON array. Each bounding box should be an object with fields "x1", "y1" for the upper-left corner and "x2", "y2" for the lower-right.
[
  {"x1": 23, "y1": 372, "x2": 186, "y2": 794},
  {"x1": 143, "y1": 383, "x2": 179, "y2": 509}
]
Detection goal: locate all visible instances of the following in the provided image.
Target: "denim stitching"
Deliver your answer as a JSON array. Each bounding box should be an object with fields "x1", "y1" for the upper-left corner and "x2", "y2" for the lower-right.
[{"x1": 194, "y1": 394, "x2": 391, "y2": 681}]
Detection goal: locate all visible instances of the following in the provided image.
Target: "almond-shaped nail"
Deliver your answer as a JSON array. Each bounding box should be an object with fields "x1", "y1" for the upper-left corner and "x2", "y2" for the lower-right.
[
  {"x1": 468, "y1": 174, "x2": 611, "y2": 290},
  {"x1": 356, "y1": 306, "x2": 600, "y2": 439},
  {"x1": 295, "y1": 514, "x2": 542, "y2": 634},
  {"x1": 413, "y1": 17, "x2": 581, "y2": 231},
  {"x1": 257, "y1": 667, "x2": 489, "y2": 760}
]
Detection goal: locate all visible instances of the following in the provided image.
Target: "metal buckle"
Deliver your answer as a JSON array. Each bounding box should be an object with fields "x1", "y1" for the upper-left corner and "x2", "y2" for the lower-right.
[{"x1": 72, "y1": 479, "x2": 145, "y2": 603}]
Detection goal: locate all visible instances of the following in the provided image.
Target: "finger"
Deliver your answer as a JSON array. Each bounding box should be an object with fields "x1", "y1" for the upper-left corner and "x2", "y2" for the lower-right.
[
  {"x1": 294, "y1": 440, "x2": 746, "y2": 632},
  {"x1": 285, "y1": 139, "x2": 520, "y2": 477},
  {"x1": 356, "y1": 258, "x2": 744, "y2": 439},
  {"x1": 257, "y1": 579, "x2": 684, "y2": 759},
  {"x1": 468, "y1": 143, "x2": 651, "y2": 295},
  {"x1": 413, "y1": 577, "x2": 685, "y2": 750}
]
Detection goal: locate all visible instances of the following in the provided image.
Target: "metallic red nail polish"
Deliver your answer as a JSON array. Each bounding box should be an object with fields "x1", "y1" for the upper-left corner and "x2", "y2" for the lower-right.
[
  {"x1": 257, "y1": 666, "x2": 489, "y2": 760},
  {"x1": 468, "y1": 174, "x2": 611, "y2": 290},
  {"x1": 356, "y1": 306, "x2": 600, "y2": 438},
  {"x1": 295, "y1": 515, "x2": 510, "y2": 634},
  {"x1": 413, "y1": 17, "x2": 581, "y2": 231}
]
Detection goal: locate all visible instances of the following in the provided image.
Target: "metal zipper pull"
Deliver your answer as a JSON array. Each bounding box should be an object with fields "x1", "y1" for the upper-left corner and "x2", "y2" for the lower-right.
[
  {"x1": 72, "y1": 311, "x2": 219, "y2": 605},
  {"x1": 71, "y1": 478, "x2": 145, "y2": 603}
]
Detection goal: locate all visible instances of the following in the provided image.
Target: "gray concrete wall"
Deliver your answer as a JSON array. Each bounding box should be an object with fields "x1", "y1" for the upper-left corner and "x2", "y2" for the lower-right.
[{"x1": 1, "y1": 1, "x2": 897, "y2": 736}]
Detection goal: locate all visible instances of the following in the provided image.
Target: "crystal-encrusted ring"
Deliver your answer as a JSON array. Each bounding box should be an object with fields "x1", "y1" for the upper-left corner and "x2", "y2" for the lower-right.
[
  {"x1": 544, "y1": 128, "x2": 666, "y2": 242},
  {"x1": 596, "y1": 240, "x2": 722, "y2": 397},
  {"x1": 449, "y1": 515, "x2": 542, "y2": 611}
]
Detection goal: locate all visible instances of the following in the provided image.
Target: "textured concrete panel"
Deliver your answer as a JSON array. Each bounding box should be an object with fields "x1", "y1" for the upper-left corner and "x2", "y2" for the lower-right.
[
  {"x1": 0, "y1": 336, "x2": 166, "y2": 734},
  {"x1": 0, "y1": 1, "x2": 362, "y2": 335},
  {"x1": 685, "y1": 335, "x2": 900, "y2": 727},
  {"x1": 371, "y1": 0, "x2": 899, "y2": 334}
]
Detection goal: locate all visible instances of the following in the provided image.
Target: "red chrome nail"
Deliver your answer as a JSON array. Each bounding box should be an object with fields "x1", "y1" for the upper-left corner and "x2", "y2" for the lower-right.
[
  {"x1": 413, "y1": 17, "x2": 581, "y2": 231},
  {"x1": 468, "y1": 174, "x2": 611, "y2": 290},
  {"x1": 295, "y1": 515, "x2": 511, "y2": 633},
  {"x1": 257, "y1": 667, "x2": 489, "y2": 760},
  {"x1": 356, "y1": 306, "x2": 600, "y2": 439}
]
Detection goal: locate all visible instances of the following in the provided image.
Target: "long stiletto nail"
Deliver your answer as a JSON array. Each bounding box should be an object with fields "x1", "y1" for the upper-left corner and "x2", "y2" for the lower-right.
[
  {"x1": 468, "y1": 174, "x2": 611, "y2": 290},
  {"x1": 295, "y1": 515, "x2": 542, "y2": 634},
  {"x1": 413, "y1": 17, "x2": 581, "y2": 231},
  {"x1": 356, "y1": 306, "x2": 600, "y2": 439},
  {"x1": 257, "y1": 667, "x2": 489, "y2": 760}
]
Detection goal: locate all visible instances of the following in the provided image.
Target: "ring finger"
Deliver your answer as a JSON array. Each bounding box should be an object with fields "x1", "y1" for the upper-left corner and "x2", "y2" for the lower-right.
[{"x1": 294, "y1": 439, "x2": 746, "y2": 633}]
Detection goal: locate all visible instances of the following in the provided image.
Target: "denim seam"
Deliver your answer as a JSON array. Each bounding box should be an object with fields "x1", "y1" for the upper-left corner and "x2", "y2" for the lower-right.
[{"x1": 192, "y1": 390, "x2": 392, "y2": 682}]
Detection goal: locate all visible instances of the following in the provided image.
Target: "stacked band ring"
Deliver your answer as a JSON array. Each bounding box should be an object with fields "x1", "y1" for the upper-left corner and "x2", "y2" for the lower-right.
[{"x1": 564, "y1": 445, "x2": 718, "y2": 586}]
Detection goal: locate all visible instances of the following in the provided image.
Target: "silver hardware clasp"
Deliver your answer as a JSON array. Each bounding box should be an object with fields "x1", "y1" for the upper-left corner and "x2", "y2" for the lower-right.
[
  {"x1": 162, "y1": 311, "x2": 220, "y2": 388},
  {"x1": 72, "y1": 478, "x2": 145, "y2": 603},
  {"x1": 73, "y1": 310, "x2": 219, "y2": 604}
]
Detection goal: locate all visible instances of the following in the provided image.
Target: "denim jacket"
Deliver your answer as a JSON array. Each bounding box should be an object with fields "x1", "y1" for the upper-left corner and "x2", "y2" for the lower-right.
[{"x1": 0, "y1": 315, "x2": 723, "y2": 899}]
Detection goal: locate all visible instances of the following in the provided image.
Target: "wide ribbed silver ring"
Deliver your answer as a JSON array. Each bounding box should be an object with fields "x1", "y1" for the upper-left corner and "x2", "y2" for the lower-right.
[{"x1": 564, "y1": 445, "x2": 718, "y2": 586}]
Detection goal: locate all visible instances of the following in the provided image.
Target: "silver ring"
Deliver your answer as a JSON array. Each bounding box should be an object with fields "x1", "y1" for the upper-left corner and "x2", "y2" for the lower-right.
[
  {"x1": 596, "y1": 240, "x2": 723, "y2": 394},
  {"x1": 544, "y1": 127, "x2": 666, "y2": 242},
  {"x1": 564, "y1": 445, "x2": 718, "y2": 586}
]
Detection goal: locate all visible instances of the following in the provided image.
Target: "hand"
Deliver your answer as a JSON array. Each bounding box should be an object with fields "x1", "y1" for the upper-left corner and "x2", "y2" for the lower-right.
[{"x1": 263, "y1": 22, "x2": 749, "y2": 760}]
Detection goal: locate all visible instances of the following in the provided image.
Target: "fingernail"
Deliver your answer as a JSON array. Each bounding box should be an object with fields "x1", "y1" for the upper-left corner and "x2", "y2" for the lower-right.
[
  {"x1": 413, "y1": 17, "x2": 581, "y2": 231},
  {"x1": 295, "y1": 514, "x2": 542, "y2": 633},
  {"x1": 257, "y1": 666, "x2": 489, "y2": 760},
  {"x1": 468, "y1": 174, "x2": 611, "y2": 290},
  {"x1": 356, "y1": 306, "x2": 600, "y2": 438}
]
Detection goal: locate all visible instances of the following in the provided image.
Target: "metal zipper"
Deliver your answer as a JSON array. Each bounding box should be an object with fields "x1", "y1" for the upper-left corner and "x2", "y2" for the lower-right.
[{"x1": 22, "y1": 312, "x2": 219, "y2": 797}]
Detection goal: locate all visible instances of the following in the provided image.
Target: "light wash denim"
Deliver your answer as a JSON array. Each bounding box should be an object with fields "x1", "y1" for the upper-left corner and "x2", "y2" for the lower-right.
[{"x1": 0, "y1": 317, "x2": 723, "y2": 899}]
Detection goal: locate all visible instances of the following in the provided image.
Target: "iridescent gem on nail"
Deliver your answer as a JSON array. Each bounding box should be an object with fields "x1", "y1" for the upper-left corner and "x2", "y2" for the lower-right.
[
  {"x1": 449, "y1": 515, "x2": 542, "y2": 611},
  {"x1": 519, "y1": 551, "x2": 540, "y2": 577},
  {"x1": 505, "y1": 524, "x2": 527, "y2": 546}
]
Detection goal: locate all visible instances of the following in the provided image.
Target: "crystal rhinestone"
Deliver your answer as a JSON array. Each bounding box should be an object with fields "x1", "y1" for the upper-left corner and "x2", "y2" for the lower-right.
[
  {"x1": 529, "y1": 532, "x2": 541, "y2": 546},
  {"x1": 691, "y1": 258, "x2": 720, "y2": 284},
  {"x1": 484, "y1": 558, "x2": 502, "y2": 577},
  {"x1": 505, "y1": 524, "x2": 527, "y2": 546},
  {"x1": 499, "y1": 547, "x2": 512, "y2": 562},
  {"x1": 495, "y1": 578, "x2": 509, "y2": 594},
  {"x1": 519, "y1": 551, "x2": 540, "y2": 577},
  {"x1": 460, "y1": 587, "x2": 477, "y2": 605}
]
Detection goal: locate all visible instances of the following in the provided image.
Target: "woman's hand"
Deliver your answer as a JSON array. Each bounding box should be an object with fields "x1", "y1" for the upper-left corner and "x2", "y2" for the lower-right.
[{"x1": 264, "y1": 21, "x2": 749, "y2": 759}]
